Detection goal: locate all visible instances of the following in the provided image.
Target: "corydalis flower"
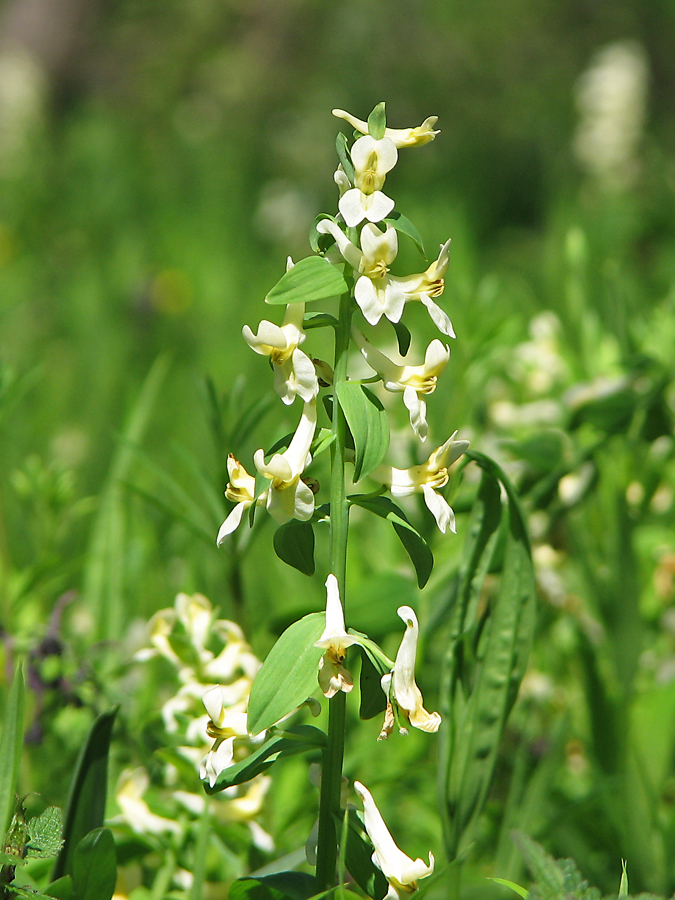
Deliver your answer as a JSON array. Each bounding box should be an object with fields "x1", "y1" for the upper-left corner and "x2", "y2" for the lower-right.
[
  {"x1": 314, "y1": 574, "x2": 359, "y2": 698},
  {"x1": 379, "y1": 606, "x2": 441, "y2": 740},
  {"x1": 390, "y1": 240, "x2": 454, "y2": 338},
  {"x1": 253, "y1": 400, "x2": 317, "y2": 524},
  {"x1": 199, "y1": 684, "x2": 249, "y2": 788},
  {"x1": 372, "y1": 432, "x2": 469, "y2": 533},
  {"x1": 242, "y1": 302, "x2": 318, "y2": 405},
  {"x1": 352, "y1": 330, "x2": 450, "y2": 441},
  {"x1": 316, "y1": 219, "x2": 405, "y2": 326},
  {"x1": 338, "y1": 135, "x2": 397, "y2": 227},
  {"x1": 217, "y1": 455, "x2": 267, "y2": 544},
  {"x1": 332, "y1": 108, "x2": 440, "y2": 148},
  {"x1": 354, "y1": 781, "x2": 434, "y2": 900}
]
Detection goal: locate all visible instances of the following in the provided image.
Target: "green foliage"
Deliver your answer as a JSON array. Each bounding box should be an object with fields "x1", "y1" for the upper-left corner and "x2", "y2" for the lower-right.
[
  {"x1": 229, "y1": 872, "x2": 317, "y2": 900},
  {"x1": 0, "y1": 662, "x2": 24, "y2": 843},
  {"x1": 26, "y1": 807, "x2": 64, "y2": 859},
  {"x1": 348, "y1": 495, "x2": 433, "y2": 588},
  {"x1": 71, "y1": 827, "x2": 117, "y2": 900},
  {"x1": 273, "y1": 520, "x2": 316, "y2": 576},
  {"x1": 204, "y1": 725, "x2": 325, "y2": 794},
  {"x1": 440, "y1": 451, "x2": 536, "y2": 859},
  {"x1": 265, "y1": 257, "x2": 349, "y2": 306},
  {"x1": 367, "y1": 102, "x2": 387, "y2": 140},
  {"x1": 335, "y1": 383, "x2": 389, "y2": 482},
  {"x1": 247, "y1": 614, "x2": 325, "y2": 734},
  {"x1": 52, "y1": 709, "x2": 117, "y2": 883}
]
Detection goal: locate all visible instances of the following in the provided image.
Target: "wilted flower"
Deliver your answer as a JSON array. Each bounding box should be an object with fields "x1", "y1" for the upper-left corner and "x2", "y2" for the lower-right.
[
  {"x1": 372, "y1": 432, "x2": 469, "y2": 533},
  {"x1": 217, "y1": 455, "x2": 267, "y2": 544},
  {"x1": 354, "y1": 781, "x2": 434, "y2": 899},
  {"x1": 379, "y1": 606, "x2": 441, "y2": 740}
]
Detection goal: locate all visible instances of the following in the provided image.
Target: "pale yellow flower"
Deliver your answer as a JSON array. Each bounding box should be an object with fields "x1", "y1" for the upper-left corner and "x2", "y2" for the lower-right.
[
  {"x1": 352, "y1": 330, "x2": 450, "y2": 441},
  {"x1": 314, "y1": 574, "x2": 359, "y2": 698},
  {"x1": 354, "y1": 781, "x2": 434, "y2": 899},
  {"x1": 333, "y1": 108, "x2": 440, "y2": 148},
  {"x1": 372, "y1": 432, "x2": 469, "y2": 533}
]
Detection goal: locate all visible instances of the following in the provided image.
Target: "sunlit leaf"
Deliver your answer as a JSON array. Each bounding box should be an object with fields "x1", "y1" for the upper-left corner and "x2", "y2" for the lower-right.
[
  {"x1": 0, "y1": 661, "x2": 24, "y2": 845},
  {"x1": 336, "y1": 383, "x2": 389, "y2": 481},
  {"x1": 247, "y1": 614, "x2": 325, "y2": 734},
  {"x1": 367, "y1": 102, "x2": 387, "y2": 140},
  {"x1": 266, "y1": 256, "x2": 348, "y2": 306}
]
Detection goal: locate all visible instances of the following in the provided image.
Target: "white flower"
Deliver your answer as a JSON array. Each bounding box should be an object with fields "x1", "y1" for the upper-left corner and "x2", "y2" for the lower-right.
[
  {"x1": 379, "y1": 606, "x2": 441, "y2": 740},
  {"x1": 314, "y1": 574, "x2": 359, "y2": 698},
  {"x1": 372, "y1": 432, "x2": 469, "y2": 533},
  {"x1": 389, "y1": 240, "x2": 455, "y2": 337},
  {"x1": 352, "y1": 330, "x2": 450, "y2": 441},
  {"x1": 199, "y1": 737, "x2": 235, "y2": 789},
  {"x1": 333, "y1": 108, "x2": 440, "y2": 148},
  {"x1": 114, "y1": 768, "x2": 182, "y2": 836},
  {"x1": 338, "y1": 135, "x2": 397, "y2": 227},
  {"x1": 242, "y1": 303, "x2": 319, "y2": 405},
  {"x1": 199, "y1": 684, "x2": 250, "y2": 789},
  {"x1": 353, "y1": 781, "x2": 434, "y2": 900},
  {"x1": 316, "y1": 219, "x2": 405, "y2": 325},
  {"x1": 217, "y1": 454, "x2": 267, "y2": 544},
  {"x1": 253, "y1": 400, "x2": 318, "y2": 524}
]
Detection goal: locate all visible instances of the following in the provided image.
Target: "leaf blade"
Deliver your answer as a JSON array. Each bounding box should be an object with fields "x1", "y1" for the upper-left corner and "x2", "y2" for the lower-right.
[{"x1": 266, "y1": 257, "x2": 348, "y2": 306}]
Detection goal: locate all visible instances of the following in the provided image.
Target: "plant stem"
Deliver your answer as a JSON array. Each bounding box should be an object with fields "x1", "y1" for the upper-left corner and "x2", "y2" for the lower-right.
[{"x1": 315, "y1": 283, "x2": 352, "y2": 891}]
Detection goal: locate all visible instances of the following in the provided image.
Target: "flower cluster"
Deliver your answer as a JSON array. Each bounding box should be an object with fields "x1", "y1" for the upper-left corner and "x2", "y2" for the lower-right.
[
  {"x1": 113, "y1": 592, "x2": 272, "y2": 880},
  {"x1": 212, "y1": 104, "x2": 469, "y2": 899}
]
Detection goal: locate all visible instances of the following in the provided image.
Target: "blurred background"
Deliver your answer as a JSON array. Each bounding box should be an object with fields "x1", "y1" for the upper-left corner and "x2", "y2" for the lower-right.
[{"x1": 2, "y1": 0, "x2": 675, "y2": 895}]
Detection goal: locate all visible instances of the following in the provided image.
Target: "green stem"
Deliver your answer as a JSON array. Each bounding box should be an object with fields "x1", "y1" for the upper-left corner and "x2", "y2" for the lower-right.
[{"x1": 315, "y1": 283, "x2": 352, "y2": 891}]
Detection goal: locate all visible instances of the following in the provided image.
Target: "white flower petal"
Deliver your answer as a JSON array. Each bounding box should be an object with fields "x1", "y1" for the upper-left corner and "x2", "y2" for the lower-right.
[
  {"x1": 420, "y1": 295, "x2": 455, "y2": 337},
  {"x1": 403, "y1": 386, "x2": 428, "y2": 441},
  {"x1": 217, "y1": 500, "x2": 249, "y2": 545},
  {"x1": 422, "y1": 482, "x2": 455, "y2": 534}
]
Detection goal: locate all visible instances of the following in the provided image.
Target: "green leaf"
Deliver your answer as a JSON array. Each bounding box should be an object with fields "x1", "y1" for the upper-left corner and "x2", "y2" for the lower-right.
[
  {"x1": 52, "y1": 709, "x2": 117, "y2": 883},
  {"x1": 367, "y1": 102, "x2": 387, "y2": 140},
  {"x1": 266, "y1": 256, "x2": 348, "y2": 306},
  {"x1": 511, "y1": 832, "x2": 564, "y2": 898},
  {"x1": 309, "y1": 215, "x2": 340, "y2": 255},
  {"x1": 0, "y1": 660, "x2": 24, "y2": 844},
  {"x1": 26, "y1": 806, "x2": 63, "y2": 858},
  {"x1": 618, "y1": 860, "x2": 628, "y2": 896},
  {"x1": 335, "y1": 132, "x2": 355, "y2": 183},
  {"x1": 71, "y1": 828, "x2": 117, "y2": 900},
  {"x1": 348, "y1": 495, "x2": 433, "y2": 588},
  {"x1": 311, "y1": 428, "x2": 336, "y2": 458},
  {"x1": 8, "y1": 885, "x2": 69, "y2": 900},
  {"x1": 303, "y1": 312, "x2": 339, "y2": 330},
  {"x1": 488, "y1": 877, "x2": 529, "y2": 898},
  {"x1": 440, "y1": 451, "x2": 536, "y2": 858},
  {"x1": 340, "y1": 809, "x2": 389, "y2": 900},
  {"x1": 336, "y1": 383, "x2": 389, "y2": 481},
  {"x1": 247, "y1": 613, "x2": 326, "y2": 734},
  {"x1": 44, "y1": 875, "x2": 73, "y2": 900},
  {"x1": 205, "y1": 725, "x2": 325, "y2": 794},
  {"x1": 273, "y1": 520, "x2": 315, "y2": 575},
  {"x1": 392, "y1": 319, "x2": 411, "y2": 356},
  {"x1": 384, "y1": 211, "x2": 426, "y2": 258},
  {"x1": 230, "y1": 872, "x2": 318, "y2": 900},
  {"x1": 358, "y1": 649, "x2": 388, "y2": 720}
]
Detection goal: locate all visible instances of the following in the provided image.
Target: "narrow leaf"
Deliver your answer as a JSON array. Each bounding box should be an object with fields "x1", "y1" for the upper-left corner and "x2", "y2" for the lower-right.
[
  {"x1": 230, "y1": 871, "x2": 318, "y2": 900},
  {"x1": 0, "y1": 660, "x2": 24, "y2": 844},
  {"x1": 384, "y1": 212, "x2": 426, "y2": 258},
  {"x1": 358, "y1": 649, "x2": 388, "y2": 720},
  {"x1": 205, "y1": 725, "x2": 325, "y2": 794},
  {"x1": 349, "y1": 495, "x2": 433, "y2": 588},
  {"x1": 618, "y1": 860, "x2": 628, "y2": 896},
  {"x1": 266, "y1": 256, "x2": 348, "y2": 306},
  {"x1": 336, "y1": 383, "x2": 389, "y2": 481},
  {"x1": 335, "y1": 132, "x2": 355, "y2": 182},
  {"x1": 52, "y1": 709, "x2": 117, "y2": 882},
  {"x1": 488, "y1": 878, "x2": 529, "y2": 898},
  {"x1": 273, "y1": 520, "x2": 315, "y2": 576},
  {"x1": 247, "y1": 614, "x2": 325, "y2": 734},
  {"x1": 392, "y1": 320, "x2": 411, "y2": 356},
  {"x1": 367, "y1": 102, "x2": 387, "y2": 140},
  {"x1": 71, "y1": 827, "x2": 117, "y2": 900}
]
